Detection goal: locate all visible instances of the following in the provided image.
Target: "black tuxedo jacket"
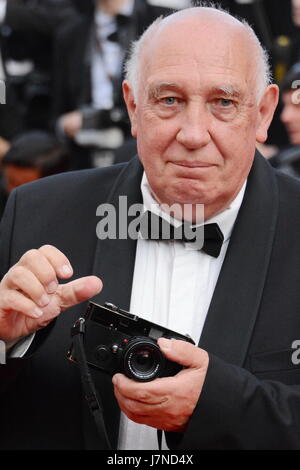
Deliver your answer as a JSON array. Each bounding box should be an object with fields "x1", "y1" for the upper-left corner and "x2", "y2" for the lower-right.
[{"x1": 1, "y1": 153, "x2": 300, "y2": 449}]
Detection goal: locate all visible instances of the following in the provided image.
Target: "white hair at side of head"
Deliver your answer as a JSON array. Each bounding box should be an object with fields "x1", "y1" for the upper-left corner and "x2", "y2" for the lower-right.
[
  {"x1": 124, "y1": 4, "x2": 272, "y2": 104},
  {"x1": 241, "y1": 18, "x2": 273, "y2": 101},
  {"x1": 124, "y1": 16, "x2": 163, "y2": 103}
]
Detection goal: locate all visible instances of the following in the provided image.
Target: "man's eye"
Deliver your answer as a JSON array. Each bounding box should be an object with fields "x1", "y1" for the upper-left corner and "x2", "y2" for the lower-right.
[
  {"x1": 219, "y1": 98, "x2": 234, "y2": 107},
  {"x1": 162, "y1": 97, "x2": 177, "y2": 105}
]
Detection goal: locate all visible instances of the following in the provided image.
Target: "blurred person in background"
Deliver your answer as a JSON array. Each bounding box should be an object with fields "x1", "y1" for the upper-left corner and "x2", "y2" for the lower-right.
[
  {"x1": 53, "y1": 0, "x2": 173, "y2": 170},
  {"x1": 0, "y1": 0, "x2": 81, "y2": 132},
  {"x1": 268, "y1": 62, "x2": 300, "y2": 177},
  {"x1": 0, "y1": 130, "x2": 69, "y2": 217},
  {"x1": 280, "y1": 63, "x2": 300, "y2": 146}
]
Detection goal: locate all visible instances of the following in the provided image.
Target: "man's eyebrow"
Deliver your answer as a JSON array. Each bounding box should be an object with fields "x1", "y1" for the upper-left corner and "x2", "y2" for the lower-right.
[
  {"x1": 148, "y1": 82, "x2": 180, "y2": 99},
  {"x1": 147, "y1": 82, "x2": 244, "y2": 99},
  {"x1": 210, "y1": 85, "x2": 243, "y2": 97}
]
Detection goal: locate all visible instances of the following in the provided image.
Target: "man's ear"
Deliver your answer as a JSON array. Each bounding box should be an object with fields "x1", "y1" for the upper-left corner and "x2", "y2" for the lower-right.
[
  {"x1": 256, "y1": 84, "x2": 279, "y2": 143},
  {"x1": 122, "y1": 80, "x2": 137, "y2": 137}
]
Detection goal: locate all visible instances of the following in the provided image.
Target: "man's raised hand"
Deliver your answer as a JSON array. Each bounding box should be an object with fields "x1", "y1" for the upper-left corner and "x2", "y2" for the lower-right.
[{"x1": 0, "y1": 245, "x2": 102, "y2": 342}]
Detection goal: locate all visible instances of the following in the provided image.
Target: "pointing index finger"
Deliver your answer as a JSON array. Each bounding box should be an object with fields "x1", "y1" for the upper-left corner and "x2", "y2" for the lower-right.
[{"x1": 38, "y1": 245, "x2": 73, "y2": 279}]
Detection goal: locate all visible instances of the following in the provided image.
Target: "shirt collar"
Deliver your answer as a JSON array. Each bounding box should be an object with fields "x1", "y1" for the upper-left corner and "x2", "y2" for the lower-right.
[{"x1": 140, "y1": 172, "x2": 247, "y2": 244}]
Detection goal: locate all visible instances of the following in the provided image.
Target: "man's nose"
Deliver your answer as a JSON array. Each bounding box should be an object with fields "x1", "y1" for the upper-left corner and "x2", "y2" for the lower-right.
[{"x1": 176, "y1": 104, "x2": 211, "y2": 149}]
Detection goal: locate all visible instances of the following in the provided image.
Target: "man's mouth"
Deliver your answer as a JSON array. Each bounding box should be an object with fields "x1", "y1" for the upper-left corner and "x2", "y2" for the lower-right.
[{"x1": 171, "y1": 160, "x2": 214, "y2": 167}]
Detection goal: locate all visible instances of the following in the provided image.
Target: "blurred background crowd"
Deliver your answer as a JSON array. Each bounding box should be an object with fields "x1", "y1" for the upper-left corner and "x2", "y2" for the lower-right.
[{"x1": 0, "y1": 0, "x2": 300, "y2": 218}]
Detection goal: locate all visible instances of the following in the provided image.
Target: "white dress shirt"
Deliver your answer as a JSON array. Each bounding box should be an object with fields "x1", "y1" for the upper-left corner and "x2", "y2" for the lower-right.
[{"x1": 117, "y1": 173, "x2": 246, "y2": 450}]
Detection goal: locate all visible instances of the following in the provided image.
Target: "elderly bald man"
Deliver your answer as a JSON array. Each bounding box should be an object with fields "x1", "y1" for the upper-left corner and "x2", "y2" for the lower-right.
[{"x1": 0, "y1": 5, "x2": 300, "y2": 450}]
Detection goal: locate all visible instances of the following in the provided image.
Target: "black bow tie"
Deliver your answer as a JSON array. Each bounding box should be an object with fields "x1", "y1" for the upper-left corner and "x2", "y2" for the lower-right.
[{"x1": 139, "y1": 211, "x2": 224, "y2": 258}]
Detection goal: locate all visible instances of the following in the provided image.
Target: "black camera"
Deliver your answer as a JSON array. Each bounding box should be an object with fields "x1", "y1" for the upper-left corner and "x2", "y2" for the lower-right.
[{"x1": 68, "y1": 301, "x2": 194, "y2": 382}]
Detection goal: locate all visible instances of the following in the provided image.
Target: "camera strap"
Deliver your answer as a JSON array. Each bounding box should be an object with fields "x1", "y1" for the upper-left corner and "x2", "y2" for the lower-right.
[
  {"x1": 71, "y1": 318, "x2": 112, "y2": 450},
  {"x1": 71, "y1": 316, "x2": 164, "y2": 451}
]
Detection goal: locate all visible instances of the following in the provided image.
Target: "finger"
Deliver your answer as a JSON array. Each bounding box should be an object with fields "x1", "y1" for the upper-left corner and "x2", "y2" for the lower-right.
[
  {"x1": 112, "y1": 373, "x2": 169, "y2": 403},
  {"x1": 38, "y1": 245, "x2": 73, "y2": 279},
  {"x1": 4, "y1": 266, "x2": 51, "y2": 308},
  {"x1": 57, "y1": 275, "x2": 103, "y2": 310},
  {"x1": 114, "y1": 394, "x2": 149, "y2": 425},
  {"x1": 18, "y1": 245, "x2": 73, "y2": 294},
  {"x1": 18, "y1": 248, "x2": 58, "y2": 294},
  {"x1": 114, "y1": 387, "x2": 161, "y2": 417},
  {"x1": 114, "y1": 386, "x2": 170, "y2": 429},
  {"x1": 1, "y1": 289, "x2": 45, "y2": 319},
  {"x1": 157, "y1": 338, "x2": 208, "y2": 369},
  {"x1": 113, "y1": 382, "x2": 167, "y2": 409}
]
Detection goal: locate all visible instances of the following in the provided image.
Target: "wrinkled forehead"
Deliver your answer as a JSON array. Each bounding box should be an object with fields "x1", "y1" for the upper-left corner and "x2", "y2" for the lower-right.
[{"x1": 140, "y1": 14, "x2": 256, "y2": 94}]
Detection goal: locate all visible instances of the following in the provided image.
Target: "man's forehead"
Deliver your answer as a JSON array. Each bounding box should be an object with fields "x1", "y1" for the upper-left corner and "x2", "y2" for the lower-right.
[
  {"x1": 141, "y1": 24, "x2": 252, "y2": 83},
  {"x1": 144, "y1": 52, "x2": 251, "y2": 96},
  {"x1": 136, "y1": 9, "x2": 259, "y2": 101},
  {"x1": 145, "y1": 28, "x2": 244, "y2": 59},
  {"x1": 143, "y1": 8, "x2": 250, "y2": 55},
  {"x1": 153, "y1": 7, "x2": 246, "y2": 37}
]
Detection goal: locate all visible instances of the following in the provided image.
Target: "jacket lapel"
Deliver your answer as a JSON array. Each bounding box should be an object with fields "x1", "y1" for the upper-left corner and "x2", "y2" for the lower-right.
[
  {"x1": 199, "y1": 153, "x2": 278, "y2": 367},
  {"x1": 92, "y1": 156, "x2": 143, "y2": 310}
]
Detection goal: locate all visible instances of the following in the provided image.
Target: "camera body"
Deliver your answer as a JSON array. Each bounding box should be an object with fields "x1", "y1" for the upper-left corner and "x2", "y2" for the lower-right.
[{"x1": 68, "y1": 301, "x2": 194, "y2": 382}]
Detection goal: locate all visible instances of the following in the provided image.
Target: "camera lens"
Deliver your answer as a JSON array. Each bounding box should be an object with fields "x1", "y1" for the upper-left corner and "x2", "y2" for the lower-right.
[{"x1": 122, "y1": 337, "x2": 164, "y2": 382}]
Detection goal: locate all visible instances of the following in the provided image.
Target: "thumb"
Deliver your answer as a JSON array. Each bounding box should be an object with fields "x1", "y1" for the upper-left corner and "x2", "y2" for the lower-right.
[
  {"x1": 157, "y1": 337, "x2": 208, "y2": 369},
  {"x1": 58, "y1": 275, "x2": 103, "y2": 310}
]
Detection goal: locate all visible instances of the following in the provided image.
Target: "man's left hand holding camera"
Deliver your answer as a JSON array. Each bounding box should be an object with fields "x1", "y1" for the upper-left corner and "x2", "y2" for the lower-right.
[{"x1": 113, "y1": 338, "x2": 209, "y2": 432}]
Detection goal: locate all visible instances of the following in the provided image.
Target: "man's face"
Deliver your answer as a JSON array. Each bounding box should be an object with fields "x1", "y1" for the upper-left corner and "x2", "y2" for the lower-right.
[
  {"x1": 124, "y1": 13, "x2": 278, "y2": 220},
  {"x1": 280, "y1": 90, "x2": 300, "y2": 145}
]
